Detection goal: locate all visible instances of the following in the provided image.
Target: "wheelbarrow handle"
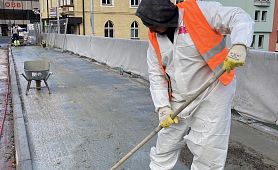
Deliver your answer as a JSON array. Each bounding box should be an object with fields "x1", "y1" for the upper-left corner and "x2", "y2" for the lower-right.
[
  {"x1": 21, "y1": 73, "x2": 29, "y2": 81},
  {"x1": 110, "y1": 69, "x2": 226, "y2": 170},
  {"x1": 45, "y1": 72, "x2": 53, "y2": 81}
]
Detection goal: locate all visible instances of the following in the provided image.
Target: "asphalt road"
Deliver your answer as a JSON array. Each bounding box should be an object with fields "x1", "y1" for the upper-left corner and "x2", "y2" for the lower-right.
[{"x1": 0, "y1": 36, "x2": 11, "y2": 48}]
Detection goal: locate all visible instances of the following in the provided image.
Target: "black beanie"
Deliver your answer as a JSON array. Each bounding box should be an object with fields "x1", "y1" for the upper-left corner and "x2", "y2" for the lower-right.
[{"x1": 135, "y1": 0, "x2": 179, "y2": 28}]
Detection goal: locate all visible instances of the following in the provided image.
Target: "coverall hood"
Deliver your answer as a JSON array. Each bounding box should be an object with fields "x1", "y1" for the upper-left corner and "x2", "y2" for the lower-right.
[{"x1": 135, "y1": 0, "x2": 179, "y2": 28}]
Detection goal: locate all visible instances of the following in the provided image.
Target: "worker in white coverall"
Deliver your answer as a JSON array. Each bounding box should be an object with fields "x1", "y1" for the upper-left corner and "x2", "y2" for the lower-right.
[{"x1": 136, "y1": 0, "x2": 254, "y2": 169}]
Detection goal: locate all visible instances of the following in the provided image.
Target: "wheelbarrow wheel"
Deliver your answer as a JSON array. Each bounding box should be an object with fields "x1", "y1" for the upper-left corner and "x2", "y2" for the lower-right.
[{"x1": 36, "y1": 80, "x2": 41, "y2": 90}]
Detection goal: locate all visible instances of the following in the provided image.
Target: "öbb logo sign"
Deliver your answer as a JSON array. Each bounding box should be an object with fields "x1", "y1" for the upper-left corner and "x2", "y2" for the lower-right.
[{"x1": 4, "y1": 1, "x2": 22, "y2": 9}]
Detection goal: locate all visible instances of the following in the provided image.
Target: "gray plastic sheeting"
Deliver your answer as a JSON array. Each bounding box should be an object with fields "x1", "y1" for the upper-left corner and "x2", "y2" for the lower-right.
[
  {"x1": 42, "y1": 34, "x2": 278, "y2": 125},
  {"x1": 233, "y1": 50, "x2": 278, "y2": 125},
  {"x1": 43, "y1": 33, "x2": 149, "y2": 79}
]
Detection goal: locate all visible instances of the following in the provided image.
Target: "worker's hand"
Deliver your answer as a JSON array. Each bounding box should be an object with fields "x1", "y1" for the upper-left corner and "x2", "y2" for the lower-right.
[
  {"x1": 223, "y1": 44, "x2": 247, "y2": 73},
  {"x1": 158, "y1": 106, "x2": 179, "y2": 128}
]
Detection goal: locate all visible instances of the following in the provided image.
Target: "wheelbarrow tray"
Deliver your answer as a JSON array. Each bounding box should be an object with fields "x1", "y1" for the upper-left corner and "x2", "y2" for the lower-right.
[
  {"x1": 24, "y1": 60, "x2": 50, "y2": 80},
  {"x1": 22, "y1": 60, "x2": 52, "y2": 95},
  {"x1": 24, "y1": 70, "x2": 50, "y2": 81}
]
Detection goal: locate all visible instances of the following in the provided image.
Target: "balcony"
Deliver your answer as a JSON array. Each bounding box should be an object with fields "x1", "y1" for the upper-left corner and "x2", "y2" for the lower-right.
[
  {"x1": 60, "y1": 6, "x2": 74, "y2": 16},
  {"x1": 254, "y1": 0, "x2": 270, "y2": 7},
  {"x1": 60, "y1": 3, "x2": 74, "y2": 7}
]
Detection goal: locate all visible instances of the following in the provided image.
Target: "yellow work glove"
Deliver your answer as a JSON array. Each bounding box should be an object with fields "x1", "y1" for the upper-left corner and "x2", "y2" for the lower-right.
[
  {"x1": 223, "y1": 44, "x2": 247, "y2": 73},
  {"x1": 158, "y1": 106, "x2": 179, "y2": 128}
]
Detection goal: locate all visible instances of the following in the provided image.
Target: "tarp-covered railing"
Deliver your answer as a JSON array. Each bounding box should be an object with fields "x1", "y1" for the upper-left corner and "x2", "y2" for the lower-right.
[{"x1": 42, "y1": 33, "x2": 278, "y2": 126}]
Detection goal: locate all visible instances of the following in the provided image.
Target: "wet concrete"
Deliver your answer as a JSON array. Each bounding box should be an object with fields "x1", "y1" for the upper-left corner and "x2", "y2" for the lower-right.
[
  {"x1": 11, "y1": 46, "x2": 278, "y2": 170},
  {"x1": 11, "y1": 46, "x2": 188, "y2": 170}
]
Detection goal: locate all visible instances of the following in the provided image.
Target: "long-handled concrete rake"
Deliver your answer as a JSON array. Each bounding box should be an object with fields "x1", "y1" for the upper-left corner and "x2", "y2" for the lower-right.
[{"x1": 110, "y1": 69, "x2": 226, "y2": 170}]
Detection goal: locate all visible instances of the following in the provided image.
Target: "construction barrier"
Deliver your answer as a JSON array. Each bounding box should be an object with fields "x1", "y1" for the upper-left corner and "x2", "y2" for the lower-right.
[
  {"x1": 42, "y1": 33, "x2": 278, "y2": 126},
  {"x1": 234, "y1": 50, "x2": 278, "y2": 125}
]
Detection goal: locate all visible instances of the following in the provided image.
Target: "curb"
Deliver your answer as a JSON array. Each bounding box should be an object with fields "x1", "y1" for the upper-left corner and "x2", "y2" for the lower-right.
[{"x1": 9, "y1": 47, "x2": 33, "y2": 170}]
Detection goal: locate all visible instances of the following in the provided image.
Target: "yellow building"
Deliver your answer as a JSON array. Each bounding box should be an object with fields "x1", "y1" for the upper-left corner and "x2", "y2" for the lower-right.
[
  {"x1": 92, "y1": 0, "x2": 147, "y2": 39},
  {"x1": 40, "y1": 0, "x2": 176, "y2": 39},
  {"x1": 40, "y1": 0, "x2": 85, "y2": 35}
]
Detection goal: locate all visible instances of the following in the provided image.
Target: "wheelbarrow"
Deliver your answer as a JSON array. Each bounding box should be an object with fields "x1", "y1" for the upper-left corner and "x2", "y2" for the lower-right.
[{"x1": 21, "y1": 60, "x2": 52, "y2": 95}]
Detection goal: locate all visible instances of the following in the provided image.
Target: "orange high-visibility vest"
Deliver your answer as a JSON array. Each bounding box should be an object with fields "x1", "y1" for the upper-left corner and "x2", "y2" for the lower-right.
[{"x1": 148, "y1": 0, "x2": 234, "y2": 87}]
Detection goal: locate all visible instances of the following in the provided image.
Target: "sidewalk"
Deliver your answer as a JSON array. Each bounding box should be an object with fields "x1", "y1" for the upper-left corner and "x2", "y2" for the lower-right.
[{"x1": 10, "y1": 46, "x2": 188, "y2": 170}]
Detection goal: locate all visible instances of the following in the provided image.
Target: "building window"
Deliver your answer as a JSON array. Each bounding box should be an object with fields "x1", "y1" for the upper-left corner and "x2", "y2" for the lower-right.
[
  {"x1": 104, "y1": 20, "x2": 113, "y2": 38},
  {"x1": 131, "y1": 21, "x2": 139, "y2": 39},
  {"x1": 255, "y1": 10, "x2": 260, "y2": 21},
  {"x1": 60, "y1": 0, "x2": 74, "y2": 6},
  {"x1": 261, "y1": 11, "x2": 267, "y2": 21},
  {"x1": 251, "y1": 35, "x2": 255, "y2": 48},
  {"x1": 131, "y1": 0, "x2": 140, "y2": 7},
  {"x1": 258, "y1": 35, "x2": 264, "y2": 48},
  {"x1": 102, "y1": 0, "x2": 113, "y2": 5}
]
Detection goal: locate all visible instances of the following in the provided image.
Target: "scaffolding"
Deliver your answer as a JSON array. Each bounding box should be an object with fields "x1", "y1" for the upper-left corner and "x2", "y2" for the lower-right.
[{"x1": 44, "y1": 18, "x2": 68, "y2": 34}]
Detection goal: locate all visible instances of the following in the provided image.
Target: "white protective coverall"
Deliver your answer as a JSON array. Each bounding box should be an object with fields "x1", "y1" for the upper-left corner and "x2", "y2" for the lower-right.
[{"x1": 147, "y1": 1, "x2": 254, "y2": 170}]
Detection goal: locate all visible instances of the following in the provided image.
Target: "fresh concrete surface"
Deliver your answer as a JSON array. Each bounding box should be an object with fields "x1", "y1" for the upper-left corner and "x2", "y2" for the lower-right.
[
  {"x1": 230, "y1": 118, "x2": 278, "y2": 166},
  {"x1": 11, "y1": 46, "x2": 189, "y2": 170},
  {"x1": 11, "y1": 46, "x2": 278, "y2": 170}
]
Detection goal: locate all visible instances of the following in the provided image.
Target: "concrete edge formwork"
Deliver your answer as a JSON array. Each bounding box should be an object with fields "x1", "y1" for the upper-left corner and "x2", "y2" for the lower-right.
[{"x1": 9, "y1": 47, "x2": 33, "y2": 170}]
